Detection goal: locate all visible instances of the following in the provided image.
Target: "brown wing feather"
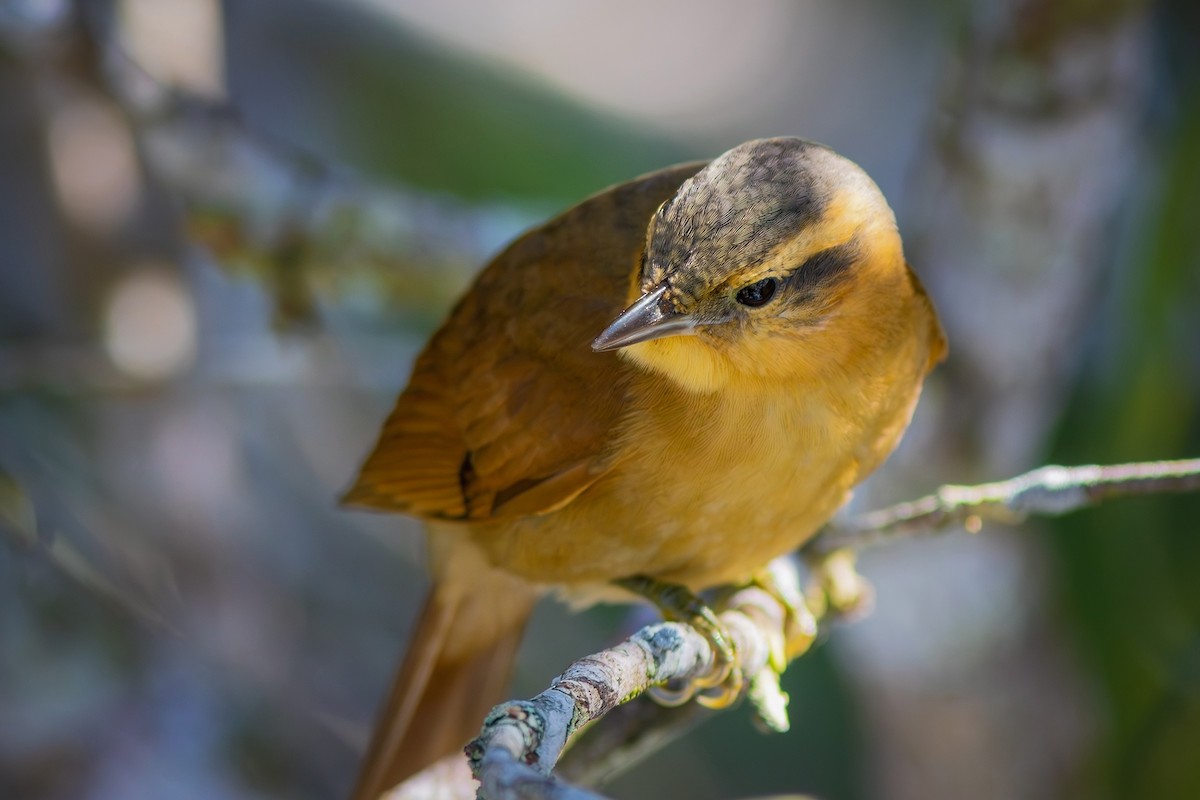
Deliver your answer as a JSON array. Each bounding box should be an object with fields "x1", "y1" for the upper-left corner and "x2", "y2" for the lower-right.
[{"x1": 344, "y1": 162, "x2": 706, "y2": 520}]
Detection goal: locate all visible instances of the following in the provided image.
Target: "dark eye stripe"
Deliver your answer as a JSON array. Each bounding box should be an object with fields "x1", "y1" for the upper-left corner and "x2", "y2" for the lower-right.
[{"x1": 793, "y1": 241, "x2": 859, "y2": 286}]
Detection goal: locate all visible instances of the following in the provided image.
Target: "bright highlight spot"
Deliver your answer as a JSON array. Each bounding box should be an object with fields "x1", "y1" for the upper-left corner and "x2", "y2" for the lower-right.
[
  {"x1": 104, "y1": 269, "x2": 197, "y2": 381},
  {"x1": 47, "y1": 97, "x2": 140, "y2": 232},
  {"x1": 119, "y1": 0, "x2": 225, "y2": 96}
]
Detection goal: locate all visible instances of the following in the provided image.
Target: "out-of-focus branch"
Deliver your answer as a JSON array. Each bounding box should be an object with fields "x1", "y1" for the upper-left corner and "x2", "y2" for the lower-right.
[
  {"x1": 74, "y1": 7, "x2": 524, "y2": 328},
  {"x1": 0, "y1": 468, "x2": 363, "y2": 762},
  {"x1": 554, "y1": 691, "x2": 711, "y2": 787},
  {"x1": 810, "y1": 458, "x2": 1200, "y2": 555},
  {"x1": 0, "y1": 470, "x2": 176, "y2": 633}
]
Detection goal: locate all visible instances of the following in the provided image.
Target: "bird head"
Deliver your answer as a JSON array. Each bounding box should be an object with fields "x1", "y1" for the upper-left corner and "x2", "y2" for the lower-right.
[{"x1": 592, "y1": 137, "x2": 925, "y2": 393}]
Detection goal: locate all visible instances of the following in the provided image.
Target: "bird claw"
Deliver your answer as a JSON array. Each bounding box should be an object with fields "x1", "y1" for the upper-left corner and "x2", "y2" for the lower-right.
[
  {"x1": 646, "y1": 627, "x2": 743, "y2": 709},
  {"x1": 694, "y1": 665, "x2": 744, "y2": 709},
  {"x1": 646, "y1": 680, "x2": 698, "y2": 707},
  {"x1": 616, "y1": 576, "x2": 746, "y2": 709},
  {"x1": 690, "y1": 613, "x2": 743, "y2": 710}
]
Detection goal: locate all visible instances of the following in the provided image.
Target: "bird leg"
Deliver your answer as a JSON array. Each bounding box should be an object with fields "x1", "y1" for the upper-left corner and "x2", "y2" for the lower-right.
[{"x1": 614, "y1": 576, "x2": 743, "y2": 709}]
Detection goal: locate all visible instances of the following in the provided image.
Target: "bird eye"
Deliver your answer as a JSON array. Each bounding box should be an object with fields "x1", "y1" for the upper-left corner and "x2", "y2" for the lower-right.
[{"x1": 735, "y1": 277, "x2": 778, "y2": 307}]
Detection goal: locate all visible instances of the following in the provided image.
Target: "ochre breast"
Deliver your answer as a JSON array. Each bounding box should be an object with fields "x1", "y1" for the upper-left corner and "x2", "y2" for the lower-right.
[{"x1": 469, "y1": 377, "x2": 876, "y2": 590}]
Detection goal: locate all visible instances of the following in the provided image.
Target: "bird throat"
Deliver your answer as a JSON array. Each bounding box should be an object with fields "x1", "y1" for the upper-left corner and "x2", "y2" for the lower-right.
[{"x1": 620, "y1": 333, "x2": 733, "y2": 394}]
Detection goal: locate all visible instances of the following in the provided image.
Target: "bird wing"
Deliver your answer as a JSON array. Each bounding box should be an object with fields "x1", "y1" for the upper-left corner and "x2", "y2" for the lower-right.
[{"x1": 343, "y1": 162, "x2": 705, "y2": 520}]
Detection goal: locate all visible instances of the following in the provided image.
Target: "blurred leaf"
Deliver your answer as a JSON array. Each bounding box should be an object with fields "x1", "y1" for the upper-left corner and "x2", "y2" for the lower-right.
[
  {"x1": 0, "y1": 467, "x2": 36, "y2": 545},
  {"x1": 224, "y1": 0, "x2": 692, "y2": 204}
]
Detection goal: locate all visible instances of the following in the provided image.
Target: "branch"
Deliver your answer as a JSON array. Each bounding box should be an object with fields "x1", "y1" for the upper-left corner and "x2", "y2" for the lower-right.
[
  {"x1": 465, "y1": 584, "x2": 788, "y2": 800},
  {"x1": 810, "y1": 458, "x2": 1200, "y2": 555},
  {"x1": 404, "y1": 457, "x2": 1199, "y2": 800}
]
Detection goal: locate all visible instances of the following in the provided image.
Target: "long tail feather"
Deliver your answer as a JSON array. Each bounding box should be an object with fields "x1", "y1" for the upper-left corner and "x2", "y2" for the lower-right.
[{"x1": 349, "y1": 554, "x2": 537, "y2": 800}]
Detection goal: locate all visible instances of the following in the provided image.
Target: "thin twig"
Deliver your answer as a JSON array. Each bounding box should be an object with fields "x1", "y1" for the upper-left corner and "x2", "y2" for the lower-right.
[{"x1": 810, "y1": 458, "x2": 1200, "y2": 555}]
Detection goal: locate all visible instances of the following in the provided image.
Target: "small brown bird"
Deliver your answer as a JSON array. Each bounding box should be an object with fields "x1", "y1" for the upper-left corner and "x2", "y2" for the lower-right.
[{"x1": 344, "y1": 138, "x2": 946, "y2": 799}]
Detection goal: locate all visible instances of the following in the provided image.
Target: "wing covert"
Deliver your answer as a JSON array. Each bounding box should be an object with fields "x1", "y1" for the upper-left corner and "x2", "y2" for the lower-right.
[{"x1": 344, "y1": 163, "x2": 705, "y2": 521}]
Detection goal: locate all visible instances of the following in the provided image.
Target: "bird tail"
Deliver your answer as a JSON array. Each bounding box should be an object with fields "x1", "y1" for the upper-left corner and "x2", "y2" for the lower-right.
[{"x1": 349, "y1": 542, "x2": 538, "y2": 800}]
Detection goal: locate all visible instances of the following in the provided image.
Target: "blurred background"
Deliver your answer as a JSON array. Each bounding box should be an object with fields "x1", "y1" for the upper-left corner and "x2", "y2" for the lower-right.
[{"x1": 1, "y1": 1, "x2": 1199, "y2": 798}]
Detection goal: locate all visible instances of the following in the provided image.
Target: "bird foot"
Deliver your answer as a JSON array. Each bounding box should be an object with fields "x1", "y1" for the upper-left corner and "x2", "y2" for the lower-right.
[
  {"x1": 750, "y1": 558, "x2": 819, "y2": 665},
  {"x1": 615, "y1": 576, "x2": 744, "y2": 709},
  {"x1": 804, "y1": 548, "x2": 874, "y2": 622}
]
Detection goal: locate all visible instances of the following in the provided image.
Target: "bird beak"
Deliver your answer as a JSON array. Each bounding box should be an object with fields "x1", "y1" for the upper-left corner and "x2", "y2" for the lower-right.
[{"x1": 591, "y1": 285, "x2": 699, "y2": 352}]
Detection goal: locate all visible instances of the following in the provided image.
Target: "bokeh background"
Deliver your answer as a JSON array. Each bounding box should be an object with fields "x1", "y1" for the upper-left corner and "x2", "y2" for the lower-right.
[{"x1": 2, "y1": 1, "x2": 1199, "y2": 799}]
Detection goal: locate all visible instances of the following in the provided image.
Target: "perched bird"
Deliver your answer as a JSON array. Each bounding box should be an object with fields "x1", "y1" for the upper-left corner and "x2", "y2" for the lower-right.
[{"x1": 344, "y1": 137, "x2": 946, "y2": 799}]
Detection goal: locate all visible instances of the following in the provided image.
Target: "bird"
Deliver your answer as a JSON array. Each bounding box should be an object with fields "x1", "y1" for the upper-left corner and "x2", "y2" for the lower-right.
[{"x1": 343, "y1": 137, "x2": 946, "y2": 799}]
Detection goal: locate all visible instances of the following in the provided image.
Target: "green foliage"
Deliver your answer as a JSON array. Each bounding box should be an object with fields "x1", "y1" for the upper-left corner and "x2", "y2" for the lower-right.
[
  {"x1": 228, "y1": 0, "x2": 688, "y2": 203},
  {"x1": 1047, "y1": 97, "x2": 1200, "y2": 800}
]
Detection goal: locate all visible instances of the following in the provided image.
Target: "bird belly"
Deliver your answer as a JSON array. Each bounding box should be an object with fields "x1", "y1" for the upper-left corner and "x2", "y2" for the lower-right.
[{"x1": 472, "y1": 388, "x2": 862, "y2": 592}]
